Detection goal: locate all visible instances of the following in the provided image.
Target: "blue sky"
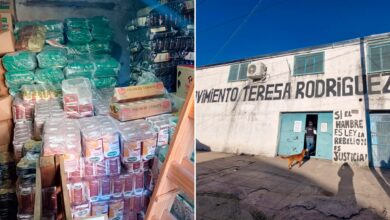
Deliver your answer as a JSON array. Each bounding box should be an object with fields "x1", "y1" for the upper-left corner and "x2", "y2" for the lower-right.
[{"x1": 196, "y1": 0, "x2": 390, "y2": 66}]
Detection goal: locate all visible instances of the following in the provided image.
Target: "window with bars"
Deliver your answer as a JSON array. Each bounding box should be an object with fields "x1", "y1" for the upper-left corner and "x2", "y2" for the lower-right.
[
  {"x1": 228, "y1": 62, "x2": 249, "y2": 82},
  {"x1": 368, "y1": 43, "x2": 390, "y2": 73},
  {"x1": 293, "y1": 52, "x2": 324, "y2": 76}
]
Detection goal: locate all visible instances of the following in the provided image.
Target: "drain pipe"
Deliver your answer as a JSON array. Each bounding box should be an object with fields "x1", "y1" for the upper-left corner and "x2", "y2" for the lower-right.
[{"x1": 359, "y1": 37, "x2": 372, "y2": 167}]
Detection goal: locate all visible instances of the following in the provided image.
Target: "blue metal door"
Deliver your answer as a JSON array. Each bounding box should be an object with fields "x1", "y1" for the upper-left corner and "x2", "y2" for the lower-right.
[
  {"x1": 315, "y1": 112, "x2": 333, "y2": 160},
  {"x1": 278, "y1": 113, "x2": 307, "y2": 156},
  {"x1": 370, "y1": 114, "x2": 390, "y2": 168}
]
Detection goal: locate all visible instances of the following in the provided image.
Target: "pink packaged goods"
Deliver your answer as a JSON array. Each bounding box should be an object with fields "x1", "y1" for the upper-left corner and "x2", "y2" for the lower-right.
[
  {"x1": 17, "y1": 182, "x2": 35, "y2": 216},
  {"x1": 80, "y1": 116, "x2": 120, "y2": 162},
  {"x1": 110, "y1": 97, "x2": 172, "y2": 122},
  {"x1": 34, "y1": 99, "x2": 65, "y2": 140},
  {"x1": 72, "y1": 202, "x2": 90, "y2": 219},
  {"x1": 62, "y1": 78, "x2": 94, "y2": 118},
  {"x1": 12, "y1": 94, "x2": 35, "y2": 122},
  {"x1": 91, "y1": 201, "x2": 108, "y2": 216},
  {"x1": 108, "y1": 198, "x2": 124, "y2": 220},
  {"x1": 42, "y1": 187, "x2": 57, "y2": 215},
  {"x1": 13, "y1": 121, "x2": 33, "y2": 162},
  {"x1": 43, "y1": 119, "x2": 81, "y2": 172}
]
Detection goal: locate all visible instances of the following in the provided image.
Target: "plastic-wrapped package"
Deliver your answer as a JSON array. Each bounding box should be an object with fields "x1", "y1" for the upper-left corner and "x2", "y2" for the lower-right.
[
  {"x1": 16, "y1": 152, "x2": 39, "y2": 177},
  {"x1": 34, "y1": 99, "x2": 65, "y2": 139},
  {"x1": 45, "y1": 31, "x2": 65, "y2": 44},
  {"x1": 22, "y1": 140, "x2": 42, "y2": 157},
  {"x1": 91, "y1": 201, "x2": 108, "y2": 216},
  {"x1": 86, "y1": 179, "x2": 100, "y2": 202},
  {"x1": 136, "y1": 71, "x2": 160, "y2": 85},
  {"x1": 134, "y1": 172, "x2": 144, "y2": 194},
  {"x1": 41, "y1": 20, "x2": 63, "y2": 32},
  {"x1": 67, "y1": 41, "x2": 112, "y2": 55},
  {"x1": 123, "y1": 174, "x2": 134, "y2": 196},
  {"x1": 91, "y1": 26, "x2": 113, "y2": 42},
  {"x1": 0, "y1": 152, "x2": 16, "y2": 185},
  {"x1": 62, "y1": 78, "x2": 94, "y2": 118},
  {"x1": 42, "y1": 119, "x2": 81, "y2": 172},
  {"x1": 84, "y1": 160, "x2": 106, "y2": 178},
  {"x1": 87, "y1": 16, "x2": 110, "y2": 29},
  {"x1": 13, "y1": 121, "x2": 34, "y2": 162},
  {"x1": 108, "y1": 199, "x2": 124, "y2": 220},
  {"x1": 121, "y1": 132, "x2": 142, "y2": 165},
  {"x1": 15, "y1": 20, "x2": 63, "y2": 33},
  {"x1": 111, "y1": 177, "x2": 124, "y2": 198},
  {"x1": 5, "y1": 71, "x2": 35, "y2": 91},
  {"x1": 16, "y1": 25, "x2": 46, "y2": 52},
  {"x1": 21, "y1": 84, "x2": 62, "y2": 102},
  {"x1": 100, "y1": 178, "x2": 111, "y2": 200},
  {"x1": 37, "y1": 46, "x2": 68, "y2": 68},
  {"x1": 79, "y1": 116, "x2": 120, "y2": 160},
  {"x1": 66, "y1": 28, "x2": 93, "y2": 44},
  {"x1": 65, "y1": 18, "x2": 89, "y2": 29},
  {"x1": 69, "y1": 181, "x2": 88, "y2": 205},
  {"x1": 34, "y1": 68, "x2": 65, "y2": 84},
  {"x1": 106, "y1": 157, "x2": 121, "y2": 176},
  {"x1": 64, "y1": 59, "x2": 94, "y2": 79},
  {"x1": 0, "y1": 188, "x2": 17, "y2": 219},
  {"x1": 16, "y1": 175, "x2": 36, "y2": 216},
  {"x1": 42, "y1": 187, "x2": 57, "y2": 216},
  {"x1": 71, "y1": 202, "x2": 90, "y2": 219},
  {"x1": 12, "y1": 94, "x2": 35, "y2": 122},
  {"x1": 92, "y1": 77, "x2": 117, "y2": 89},
  {"x1": 94, "y1": 56, "x2": 120, "y2": 78},
  {"x1": 92, "y1": 88, "x2": 114, "y2": 116},
  {"x1": 2, "y1": 51, "x2": 37, "y2": 72}
]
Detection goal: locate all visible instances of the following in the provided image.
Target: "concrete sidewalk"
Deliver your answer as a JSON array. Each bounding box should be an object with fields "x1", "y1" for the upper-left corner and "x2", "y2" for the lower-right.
[{"x1": 197, "y1": 152, "x2": 390, "y2": 220}]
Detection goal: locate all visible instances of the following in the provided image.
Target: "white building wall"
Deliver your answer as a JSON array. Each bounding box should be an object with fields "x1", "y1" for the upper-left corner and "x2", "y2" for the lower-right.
[{"x1": 196, "y1": 42, "x2": 374, "y2": 166}]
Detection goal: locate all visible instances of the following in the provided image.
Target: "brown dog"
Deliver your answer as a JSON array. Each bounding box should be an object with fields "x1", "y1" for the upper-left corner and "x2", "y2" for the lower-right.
[{"x1": 280, "y1": 148, "x2": 308, "y2": 170}]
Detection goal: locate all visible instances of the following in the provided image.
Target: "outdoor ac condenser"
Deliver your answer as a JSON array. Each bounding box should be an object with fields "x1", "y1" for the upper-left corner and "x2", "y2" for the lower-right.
[{"x1": 247, "y1": 62, "x2": 267, "y2": 79}]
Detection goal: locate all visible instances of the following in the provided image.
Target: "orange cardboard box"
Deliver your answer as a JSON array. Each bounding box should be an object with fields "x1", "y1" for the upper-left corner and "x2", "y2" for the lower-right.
[
  {"x1": 110, "y1": 98, "x2": 172, "y2": 121},
  {"x1": 0, "y1": 119, "x2": 12, "y2": 146},
  {"x1": 0, "y1": 0, "x2": 15, "y2": 16},
  {"x1": 0, "y1": 12, "x2": 13, "y2": 31},
  {"x1": 177, "y1": 65, "x2": 194, "y2": 99},
  {"x1": 0, "y1": 29, "x2": 15, "y2": 55},
  {"x1": 0, "y1": 95, "x2": 12, "y2": 121},
  {"x1": 0, "y1": 58, "x2": 8, "y2": 97},
  {"x1": 112, "y1": 82, "x2": 165, "y2": 102}
]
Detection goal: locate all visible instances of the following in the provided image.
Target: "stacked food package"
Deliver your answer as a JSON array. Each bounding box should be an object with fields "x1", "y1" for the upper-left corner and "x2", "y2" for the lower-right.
[
  {"x1": 62, "y1": 78, "x2": 94, "y2": 118},
  {"x1": 126, "y1": 1, "x2": 194, "y2": 92},
  {"x1": 0, "y1": 6, "x2": 191, "y2": 218},
  {"x1": 110, "y1": 82, "x2": 172, "y2": 122}
]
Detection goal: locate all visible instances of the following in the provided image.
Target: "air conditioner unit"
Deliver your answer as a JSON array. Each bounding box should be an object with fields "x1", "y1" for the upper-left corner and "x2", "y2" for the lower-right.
[{"x1": 247, "y1": 62, "x2": 267, "y2": 79}]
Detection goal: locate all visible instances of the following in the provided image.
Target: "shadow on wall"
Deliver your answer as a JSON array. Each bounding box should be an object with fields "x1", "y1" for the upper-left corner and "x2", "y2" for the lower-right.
[
  {"x1": 197, "y1": 156, "x2": 384, "y2": 220},
  {"x1": 196, "y1": 139, "x2": 211, "y2": 152},
  {"x1": 370, "y1": 158, "x2": 390, "y2": 198}
]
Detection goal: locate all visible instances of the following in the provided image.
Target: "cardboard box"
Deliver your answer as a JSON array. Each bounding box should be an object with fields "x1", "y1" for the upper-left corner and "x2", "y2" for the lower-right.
[
  {"x1": 0, "y1": 30, "x2": 15, "y2": 55},
  {"x1": 112, "y1": 82, "x2": 165, "y2": 102},
  {"x1": 177, "y1": 65, "x2": 194, "y2": 99},
  {"x1": 0, "y1": 12, "x2": 12, "y2": 31},
  {"x1": 110, "y1": 98, "x2": 172, "y2": 121},
  {"x1": 0, "y1": 0, "x2": 15, "y2": 16},
  {"x1": 0, "y1": 119, "x2": 12, "y2": 146},
  {"x1": 0, "y1": 95, "x2": 12, "y2": 121},
  {"x1": 0, "y1": 58, "x2": 8, "y2": 97}
]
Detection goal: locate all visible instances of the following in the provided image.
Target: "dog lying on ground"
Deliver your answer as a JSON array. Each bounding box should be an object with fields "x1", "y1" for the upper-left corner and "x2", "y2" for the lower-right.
[{"x1": 280, "y1": 148, "x2": 308, "y2": 170}]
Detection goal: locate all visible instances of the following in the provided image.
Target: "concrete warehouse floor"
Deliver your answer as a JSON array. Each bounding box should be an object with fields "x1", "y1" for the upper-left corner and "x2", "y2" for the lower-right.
[{"x1": 197, "y1": 152, "x2": 390, "y2": 220}]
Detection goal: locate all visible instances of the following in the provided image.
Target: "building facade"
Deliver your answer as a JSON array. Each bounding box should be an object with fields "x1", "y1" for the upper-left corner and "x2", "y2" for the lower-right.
[{"x1": 196, "y1": 33, "x2": 390, "y2": 168}]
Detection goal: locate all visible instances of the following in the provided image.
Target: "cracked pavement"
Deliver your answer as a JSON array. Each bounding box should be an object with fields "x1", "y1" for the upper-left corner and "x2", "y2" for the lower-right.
[{"x1": 197, "y1": 152, "x2": 390, "y2": 220}]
